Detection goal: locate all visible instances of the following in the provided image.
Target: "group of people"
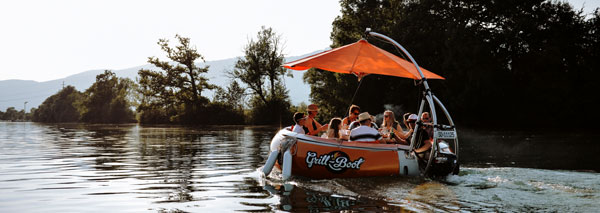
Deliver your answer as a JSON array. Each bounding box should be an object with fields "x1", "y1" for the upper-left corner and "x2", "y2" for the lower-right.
[{"x1": 291, "y1": 104, "x2": 434, "y2": 151}]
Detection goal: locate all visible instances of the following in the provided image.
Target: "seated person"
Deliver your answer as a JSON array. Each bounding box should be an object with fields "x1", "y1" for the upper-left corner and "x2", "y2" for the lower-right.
[
  {"x1": 291, "y1": 112, "x2": 306, "y2": 134},
  {"x1": 323, "y1": 117, "x2": 346, "y2": 140},
  {"x1": 342, "y1": 105, "x2": 360, "y2": 130},
  {"x1": 304, "y1": 104, "x2": 329, "y2": 136},
  {"x1": 370, "y1": 115, "x2": 379, "y2": 129},
  {"x1": 348, "y1": 116, "x2": 378, "y2": 130},
  {"x1": 404, "y1": 113, "x2": 419, "y2": 140},
  {"x1": 407, "y1": 113, "x2": 433, "y2": 154},
  {"x1": 349, "y1": 112, "x2": 382, "y2": 142},
  {"x1": 379, "y1": 110, "x2": 412, "y2": 144},
  {"x1": 421, "y1": 112, "x2": 432, "y2": 125},
  {"x1": 420, "y1": 112, "x2": 434, "y2": 138},
  {"x1": 402, "y1": 112, "x2": 412, "y2": 129}
]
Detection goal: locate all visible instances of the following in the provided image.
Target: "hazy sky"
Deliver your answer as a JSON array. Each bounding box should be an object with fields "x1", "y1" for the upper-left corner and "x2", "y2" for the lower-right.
[
  {"x1": 0, "y1": 0, "x2": 598, "y2": 82},
  {"x1": 0, "y1": 0, "x2": 341, "y2": 82}
]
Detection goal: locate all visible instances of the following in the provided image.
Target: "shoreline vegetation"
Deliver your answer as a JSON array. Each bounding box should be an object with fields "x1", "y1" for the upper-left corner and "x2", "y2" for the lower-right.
[{"x1": 4, "y1": 0, "x2": 598, "y2": 129}]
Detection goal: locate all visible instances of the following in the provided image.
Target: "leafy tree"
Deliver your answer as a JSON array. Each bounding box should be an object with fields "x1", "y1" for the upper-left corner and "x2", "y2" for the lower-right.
[
  {"x1": 80, "y1": 70, "x2": 135, "y2": 123},
  {"x1": 213, "y1": 80, "x2": 246, "y2": 111},
  {"x1": 32, "y1": 86, "x2": 84, "y2": 123},
  {"x1": 137, "y1": 34, "x2": 215, "y2": 124},
  {"x1": 17, "y1": 110, "x2": 25, "y2": 121},
  {"x1": 231, "y1": 26, "x2": 292, "y2": 124},
  {"x1": 26, "y1": 108, "x2": 35, "y2": 121},
  {"x1": 305, "y1": 0, "x2": 599, "y2": 128},
  {"x1": 2, "y1": 107, "x2": 19, "y2": 121}
]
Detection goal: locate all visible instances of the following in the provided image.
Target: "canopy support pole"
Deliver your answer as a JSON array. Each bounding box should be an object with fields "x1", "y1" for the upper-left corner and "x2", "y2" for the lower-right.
[
  {"x1": 367, "y1": 29, "x2": 458, "y2": 176},
  {"x1": 346, "y1": 78, "x2": 364, "y2": 117}
]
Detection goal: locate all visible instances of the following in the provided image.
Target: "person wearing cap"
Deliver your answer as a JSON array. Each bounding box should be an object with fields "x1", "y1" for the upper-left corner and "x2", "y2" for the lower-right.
[
  {"x1": 404, "y1": 113, "x2": 433, "y2": 154},
  {"x1": 292, "y1": 112, "x2": 306, "y2": 134},
  {"x1": 401, "y1": 114, "x2": 419, "y2": 141},
  {"x1": 303, "y1": 104, "x2": 329, "y2": 136},
  {"x1": 349, "y1": 112, "x2": 383, "y2": 142}
]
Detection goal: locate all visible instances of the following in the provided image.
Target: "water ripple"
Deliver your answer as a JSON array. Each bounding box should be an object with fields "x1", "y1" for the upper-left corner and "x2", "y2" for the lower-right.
[{"x1": 1, "y1": 122, "x2": 599, "y2": 212}]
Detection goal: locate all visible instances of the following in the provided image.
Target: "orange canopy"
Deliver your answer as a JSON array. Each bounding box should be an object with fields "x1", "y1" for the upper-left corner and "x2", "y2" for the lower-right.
[{"x1": 283, "y1": 39, "x2": 444, "y2": 80}]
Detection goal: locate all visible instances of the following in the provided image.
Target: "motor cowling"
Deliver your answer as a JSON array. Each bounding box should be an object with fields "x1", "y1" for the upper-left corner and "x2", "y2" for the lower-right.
[{"x1": 429, "y1": 141, "x2": 459, "y2": 177}]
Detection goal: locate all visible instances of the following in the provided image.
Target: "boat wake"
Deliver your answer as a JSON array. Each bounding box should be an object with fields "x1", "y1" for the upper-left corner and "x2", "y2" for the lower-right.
[{"x1": 257, "y1": 166, "x2": 600, "y2": 212}]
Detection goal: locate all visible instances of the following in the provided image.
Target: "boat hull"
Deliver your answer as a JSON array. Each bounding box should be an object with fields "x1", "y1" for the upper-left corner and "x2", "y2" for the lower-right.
[{"x1": 271, "y1": 128, "x2": 420, "y2": 179}]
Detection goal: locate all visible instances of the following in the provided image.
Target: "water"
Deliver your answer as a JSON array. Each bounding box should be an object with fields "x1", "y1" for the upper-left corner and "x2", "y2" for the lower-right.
[{"x1": 0, "y1": 122, "x2": 598, "y2": 212}]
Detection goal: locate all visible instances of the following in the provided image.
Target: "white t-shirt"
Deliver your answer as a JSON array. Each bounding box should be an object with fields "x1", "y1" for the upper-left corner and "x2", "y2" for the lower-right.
[
  {"x1": 349, "y1": 125, "x2": 381, "y2": 141},
  {"x1": 292, "y1": 124, "x2": 305, "y2": 134}
]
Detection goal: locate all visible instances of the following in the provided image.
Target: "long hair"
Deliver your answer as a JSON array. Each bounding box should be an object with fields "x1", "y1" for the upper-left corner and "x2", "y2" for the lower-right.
[
  {"x1": 381, "y1": 110, "x2": 396, "y2": 128},
  {"x1": 328, "y1": 117, "x2": 342, "y2": 138}
]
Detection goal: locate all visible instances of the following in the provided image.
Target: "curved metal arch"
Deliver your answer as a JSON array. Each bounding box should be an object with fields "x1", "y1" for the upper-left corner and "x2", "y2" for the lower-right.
[
  {"x1": 367, "y1": 29, "x2": 458, "y2": 176},
  {"x1": 433, "y1": 95, "x2": 459, "y2": 161}
]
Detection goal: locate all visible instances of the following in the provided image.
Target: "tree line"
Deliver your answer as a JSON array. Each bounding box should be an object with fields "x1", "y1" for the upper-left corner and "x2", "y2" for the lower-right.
[
  {"x1": 27, "y1": 0, "x2": 600, "y2": 128},
  {"x1": 0, "y1": 107, "x2": 31, "y2": 121},
  {"x1": 305, "y1": 0, "x2": 600, "y2": 128},
  {"x1": 32, "y1": 27, "x2": 295, "y2": 125}
]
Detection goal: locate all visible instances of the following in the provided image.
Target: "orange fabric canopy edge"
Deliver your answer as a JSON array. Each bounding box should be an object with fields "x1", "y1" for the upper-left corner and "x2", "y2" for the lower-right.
[{"x1": 283, "y1": 39, "x2": 444, "y2": 80}]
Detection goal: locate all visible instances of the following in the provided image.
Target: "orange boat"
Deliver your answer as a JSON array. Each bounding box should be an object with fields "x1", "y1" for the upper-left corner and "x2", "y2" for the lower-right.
[
  {"x1": 262, "y1": 29, "x2": 459, "y2": 179},
  {"x1": 268, "y1": 129, "x2": 420, "y2": 179}
]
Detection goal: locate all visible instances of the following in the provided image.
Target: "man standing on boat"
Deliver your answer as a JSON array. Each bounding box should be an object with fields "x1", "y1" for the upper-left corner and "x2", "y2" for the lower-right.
[{"x1": 303, "y1": 104, "x2": 329, "y2": 136}]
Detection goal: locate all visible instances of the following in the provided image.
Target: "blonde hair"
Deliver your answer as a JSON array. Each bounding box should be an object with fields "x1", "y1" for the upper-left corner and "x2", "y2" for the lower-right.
[{"x1": 381, "y1": 110, "x2": 397, "y2": 128}]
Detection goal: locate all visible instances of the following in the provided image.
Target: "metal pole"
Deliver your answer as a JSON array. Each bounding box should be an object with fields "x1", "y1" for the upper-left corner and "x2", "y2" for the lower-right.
[
  {"x1": 366, "y1": 30, "x2": 431, "y2": 91},
  {"x1": 367, "y1": 29, "x2": 438, "y2": 144}
]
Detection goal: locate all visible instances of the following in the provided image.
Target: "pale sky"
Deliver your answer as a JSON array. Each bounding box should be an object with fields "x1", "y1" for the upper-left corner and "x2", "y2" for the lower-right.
[
  {"x1": 0, "y1": 0, "x2": 597, "y2": 82},
  {"x1": 0, "y1": 0, "x2": 341, "y2": 82}
]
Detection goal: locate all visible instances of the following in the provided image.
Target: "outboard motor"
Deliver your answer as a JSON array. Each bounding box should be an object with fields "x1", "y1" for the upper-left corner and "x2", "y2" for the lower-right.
[{"x1": 428, "y1": 141, "x2": 459, "y2": 177}]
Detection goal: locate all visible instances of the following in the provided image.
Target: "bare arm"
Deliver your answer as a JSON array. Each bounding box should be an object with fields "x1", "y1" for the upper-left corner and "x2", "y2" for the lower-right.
[{"x1": 307, "y1": 119, "x2": 328, "y2": 136}]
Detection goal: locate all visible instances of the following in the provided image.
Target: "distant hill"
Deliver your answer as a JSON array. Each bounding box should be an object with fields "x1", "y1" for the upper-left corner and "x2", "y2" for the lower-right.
[{"x1": 0, "y1": 51, "x2": 324, "y2": 112}]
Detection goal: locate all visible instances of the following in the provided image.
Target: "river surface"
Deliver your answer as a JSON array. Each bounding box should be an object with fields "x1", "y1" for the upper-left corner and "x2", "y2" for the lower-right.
[{"x1": 0, "y1": 122, "x2": 598, "y2": 212}]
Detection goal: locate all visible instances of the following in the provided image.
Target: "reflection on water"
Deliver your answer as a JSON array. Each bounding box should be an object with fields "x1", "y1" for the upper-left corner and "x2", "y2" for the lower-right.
[
  {"x1": 0, "y1": 122, "x2": 277, "y2": 212},
  {"x1": 0, "y1": 122, "x2": 599, "y2": 212}
]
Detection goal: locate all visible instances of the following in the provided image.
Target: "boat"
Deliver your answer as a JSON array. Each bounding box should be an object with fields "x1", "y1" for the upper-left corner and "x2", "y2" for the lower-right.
[{"x1": 262, "y1": 29, "x2": 459, "y2": 179}]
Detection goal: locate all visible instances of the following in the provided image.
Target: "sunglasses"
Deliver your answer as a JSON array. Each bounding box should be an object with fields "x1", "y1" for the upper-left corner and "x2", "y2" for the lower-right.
[
  {"x1": 384, "y1": 115, "x2": 390, "y2": 118},
  {"x1": 352, "y1": 112, "x2": 359, "y2": 115}
]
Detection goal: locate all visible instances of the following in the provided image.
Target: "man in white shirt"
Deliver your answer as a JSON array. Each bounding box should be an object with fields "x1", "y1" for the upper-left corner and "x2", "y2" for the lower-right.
[
  {"x1": 350, "y1": 112, "x2": 381, "y2": 142},
  {"x1": 292, "y1": 112, "x2": 306, "y2": 134}
]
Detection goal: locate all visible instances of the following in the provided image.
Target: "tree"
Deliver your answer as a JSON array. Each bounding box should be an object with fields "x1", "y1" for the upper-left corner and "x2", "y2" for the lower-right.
[
  {"x1": 137, "y1": 34, "x2": 215, "y2": 124},
  {"x1": 32, "y1": 86, "x2": 83, "y2": 123},
  {"x1": 213, "y1": 80, "x2": 247, "y2": 111},
  {"x1": 2, "y1": 107, "x2": 19, "y2": 121},
  {"x1": 80, "y1": 70, "x2": 135, "y2": 123},
  {"x1": 231, "y1": 26, "x2": 292, "y2": 124},
  {"x1": 305, "y1": 0, "x2": 599, "y2": 128}
]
